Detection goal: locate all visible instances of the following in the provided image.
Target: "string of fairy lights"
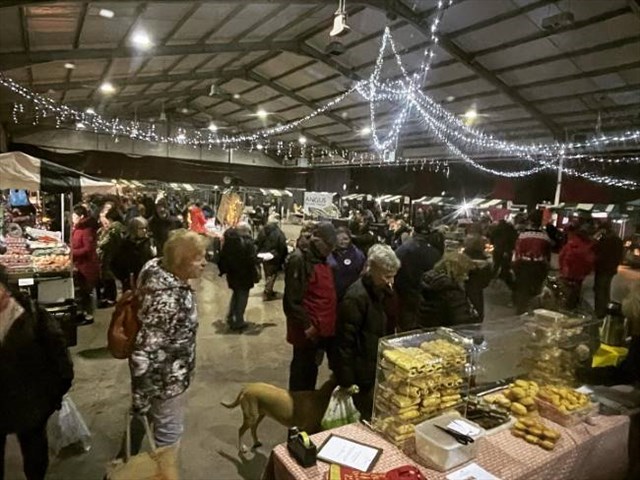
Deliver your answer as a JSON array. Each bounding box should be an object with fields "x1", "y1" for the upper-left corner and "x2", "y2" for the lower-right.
[{"x1": 1, "y1": 0, "x2": 639, "y2": 188}]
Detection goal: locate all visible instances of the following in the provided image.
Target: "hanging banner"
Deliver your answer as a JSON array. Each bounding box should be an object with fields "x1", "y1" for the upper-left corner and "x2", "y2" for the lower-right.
[{"x1": 304, "y1": 192, "x2": 338, "y2": 218}]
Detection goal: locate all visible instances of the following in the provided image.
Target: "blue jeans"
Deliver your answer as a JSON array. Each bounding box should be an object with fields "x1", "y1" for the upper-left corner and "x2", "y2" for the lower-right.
[{"x1": 227, "y1": 289, "x2": 250, "y2": 328}]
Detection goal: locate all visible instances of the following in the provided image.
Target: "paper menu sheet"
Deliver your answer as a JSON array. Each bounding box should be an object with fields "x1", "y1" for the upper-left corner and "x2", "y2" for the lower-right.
[
  {"x1": 446, "y1": 463, "x2": 501, "y2": 480},
  {"x1": 317, "y1": 435, "x2": 382, "y2": 472}
]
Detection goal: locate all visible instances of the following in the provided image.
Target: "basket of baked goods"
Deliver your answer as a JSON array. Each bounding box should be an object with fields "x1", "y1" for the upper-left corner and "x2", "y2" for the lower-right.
[
  {"x1": 482, "y1": 379, "x2": 540, "y2": 419},
  {"x1": 535, "y1": 385, "x2": 597, "y2": 427}
]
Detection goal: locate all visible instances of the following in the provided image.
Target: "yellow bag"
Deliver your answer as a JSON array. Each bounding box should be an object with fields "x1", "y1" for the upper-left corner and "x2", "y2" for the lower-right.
[{"x1": 106, "y1": 414, "x2": 179, "y2": 480}]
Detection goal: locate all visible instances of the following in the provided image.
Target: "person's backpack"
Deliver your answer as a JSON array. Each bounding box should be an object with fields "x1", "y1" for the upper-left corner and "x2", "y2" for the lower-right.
[{"x1": 107, "y1": 281, "x2": 142, "y2": 359}]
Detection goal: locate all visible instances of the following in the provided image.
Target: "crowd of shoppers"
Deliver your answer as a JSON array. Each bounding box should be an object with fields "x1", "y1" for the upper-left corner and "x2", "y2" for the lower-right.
[{"x1": 5, "y1": 184, "x2": 636, "y2": 479}]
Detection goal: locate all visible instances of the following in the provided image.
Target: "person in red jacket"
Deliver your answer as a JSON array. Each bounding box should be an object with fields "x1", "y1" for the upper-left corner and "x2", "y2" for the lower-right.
[
  {"x1": 71, "y1": 204, "x2": 100, "y2": 323},
  {"x1": 512, "y1": 211, "x2": 552, "y2": 314},
  {"x1": 559, "y1": 225, "x2": 595, "y2": 310},
  {"x1": 188, "y1": 202, "x2": 207, "y2": 235},
  {"x1": 283, "y1": 223, "x2": 337, "y2": 391}
]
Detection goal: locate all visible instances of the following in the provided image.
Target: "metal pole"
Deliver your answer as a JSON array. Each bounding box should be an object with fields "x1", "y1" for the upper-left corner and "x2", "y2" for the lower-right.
[
  {"x1": 554, "y1": 155, "x2": 564, "y2": 206},
  {"x1": 60, "y1": 193, "x2": 65, "y2": 243}
]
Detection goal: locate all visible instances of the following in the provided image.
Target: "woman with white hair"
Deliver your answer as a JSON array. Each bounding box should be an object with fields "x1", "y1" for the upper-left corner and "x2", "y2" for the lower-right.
[
  {"x1": 333, "y1": 244, "x2": 401, "y2": 419},
  {"x1": 126, "y1": 229, "x2": 207, "y2": 455}
]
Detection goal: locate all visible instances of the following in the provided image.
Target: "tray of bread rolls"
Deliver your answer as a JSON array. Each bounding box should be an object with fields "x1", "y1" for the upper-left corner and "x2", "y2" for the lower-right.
[{"x1": 372, "y1": 328, "x2": 476, "y2": 450}]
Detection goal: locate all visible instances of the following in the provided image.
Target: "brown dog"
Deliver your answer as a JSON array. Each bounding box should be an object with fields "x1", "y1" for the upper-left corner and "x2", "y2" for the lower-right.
[{"x1": 221, "y1": 377, "x2": 336, "y2": 452}]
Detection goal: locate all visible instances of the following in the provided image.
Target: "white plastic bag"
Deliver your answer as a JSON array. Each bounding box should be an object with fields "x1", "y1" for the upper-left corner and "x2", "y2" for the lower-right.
[
  {"x1": 321, "y1": 386, "x2": 361, "y2": 430},
  {"x1": 47, "y1": 394, "x2": 92, "y2": 454}
]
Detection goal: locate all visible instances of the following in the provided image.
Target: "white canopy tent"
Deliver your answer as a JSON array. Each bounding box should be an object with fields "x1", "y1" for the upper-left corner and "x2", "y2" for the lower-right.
[{"x1": 0, "y1": 151, "x2": 117, "y2": 195}]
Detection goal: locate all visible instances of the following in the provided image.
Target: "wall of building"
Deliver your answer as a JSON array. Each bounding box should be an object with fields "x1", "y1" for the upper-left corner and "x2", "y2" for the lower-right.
[{"x1": 11, "y1": 127, "x2": 283, "y2": 168}]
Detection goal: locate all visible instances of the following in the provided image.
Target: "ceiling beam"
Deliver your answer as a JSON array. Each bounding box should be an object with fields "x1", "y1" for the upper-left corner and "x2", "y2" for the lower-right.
[
  {"x1": 130, "y1": 2, "x2": 203, "y2": 82},
  {"x1": 384, "y1": 1, "x2": 563, "y2": 138},
  {"x1": 0, "y1": 0, "x2": 360, "y2": 5},
  {"x1": 246, "y1": 71, "x2": 355, "y2": 131},
  {"x1": 18, "y1": 6, "x2": 32, "y2": 88},
  {"x1": 0, "y1": 41, "x2": 299, "y2": 70}
]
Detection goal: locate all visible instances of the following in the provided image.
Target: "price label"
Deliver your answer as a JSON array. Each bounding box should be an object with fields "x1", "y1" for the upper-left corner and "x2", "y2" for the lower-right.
[{"x1": 18, "y1": 278, "x2": 35, "y2": 287}]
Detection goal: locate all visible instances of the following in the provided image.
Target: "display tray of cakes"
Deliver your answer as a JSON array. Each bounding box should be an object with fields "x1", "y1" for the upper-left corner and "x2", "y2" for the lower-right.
[
  {"x1": 0, "y1": 225, "x2": 71, "y2": 275},
  {"x1": 520, "y1": 309, "x2": 600, "y2": 387},
  {"x1": 370, "y1": 327, "x2": 599, "y2": 472},
  {"x1": 372, "y1": 328, "x2": 477, "y2": 450}
]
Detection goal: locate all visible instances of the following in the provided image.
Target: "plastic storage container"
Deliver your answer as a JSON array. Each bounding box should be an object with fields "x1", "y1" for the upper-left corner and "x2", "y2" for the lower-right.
[{"x1": 414, "y1": 412, "x2": 485, "y2": 472}]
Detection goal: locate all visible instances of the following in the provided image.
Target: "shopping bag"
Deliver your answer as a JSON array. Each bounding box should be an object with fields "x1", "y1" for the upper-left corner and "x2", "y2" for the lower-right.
[
  {"x1": 106, "y1": 413, "x2": 179, "y2": 480},
  {"x1": 47, "y1": 394, "x2": 92, "y2": 455},
  {"x1": 321, "y1": 386, "x2": 361, "y2": 430}
]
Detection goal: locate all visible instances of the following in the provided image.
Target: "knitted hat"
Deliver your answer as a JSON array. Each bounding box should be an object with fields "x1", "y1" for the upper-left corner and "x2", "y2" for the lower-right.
[{"x1": 313, "y1": 222, "x2": 337, "y2": 249}]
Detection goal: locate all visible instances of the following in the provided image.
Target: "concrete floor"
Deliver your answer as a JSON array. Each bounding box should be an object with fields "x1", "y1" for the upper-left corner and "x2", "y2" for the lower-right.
[{"x1": 4, "y1": 231, "x2": 639, "y2": 480}]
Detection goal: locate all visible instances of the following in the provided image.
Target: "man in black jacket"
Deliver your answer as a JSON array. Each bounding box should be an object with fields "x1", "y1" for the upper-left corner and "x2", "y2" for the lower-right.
[
  {"x1": 148, "y1": 200, "x2": 182, "y2": 254},
  {"x1": 218, "y1": 224, "x2": 259, "y2": 331},
  {"x1": 593, "y1": 223, "x2": 624, "y2": 318},
  {"x1": 256, "y1": 216, "x2": 288, "y2": 301},
  {"x1": 488, "y1": 219, "x2": 518, "y2": 290},
  {"x1": 394, "y1": 225, "x2": 442, "y2": 331},
  {"x1": 333, "y1": 244, "x2": 400, "y2": 420}
]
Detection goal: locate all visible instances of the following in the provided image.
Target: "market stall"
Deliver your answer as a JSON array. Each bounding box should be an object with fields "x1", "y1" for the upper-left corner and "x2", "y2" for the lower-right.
[
  {"x1": 263, "y1": 416, "x2": 628, "y2": 480},
  {"x1": 378, "y1": 194, "x2": 410, "y2": 216},
  {"x1": 0, "y1": 151, "x2": 117, "y2": 345},
  {"x1": 262, "y1": 313, "x2": 634, "y2": 480}
]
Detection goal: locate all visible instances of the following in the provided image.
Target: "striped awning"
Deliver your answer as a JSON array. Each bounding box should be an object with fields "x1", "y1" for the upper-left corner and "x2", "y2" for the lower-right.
[
  {"x1": 259, "y1": 188, "x2": 292, "y2": 197},
  {"x1": 478, "y1": 199, "x2": 504, "y2": 208},
  {"x1": 463, "y1": 198, "x2": 486, "y2": 207},
  {"x1": 343, "y1": 193, "x2": 365, "y2": 201}
]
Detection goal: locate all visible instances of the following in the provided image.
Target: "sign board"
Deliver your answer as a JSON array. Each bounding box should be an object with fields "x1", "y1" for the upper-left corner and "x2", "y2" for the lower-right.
[{"x1": 303, "y1": 192, "x2": 334, "y2": 214}]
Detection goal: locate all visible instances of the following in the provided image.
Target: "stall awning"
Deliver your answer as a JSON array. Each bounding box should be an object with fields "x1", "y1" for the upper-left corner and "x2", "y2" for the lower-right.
[
  {"x1": 0, "y1": 151, "x2": 117, "y2": 194},
  {"x1": 343, "y1": 193, "x2": 365, "y2": 201},
  {"x1": 478, "y1": 199, "x2": 504, "y2": 209},
  {"x1": 467, "y1": 198, "x2": 487, "y2": 207},
  {"x1": 260, "y1": 188, "x2": 292, "y2": 197},
  {"x1": 576, "y1": 203, "x2": 595, "y2": 211},
  {"x1": 379, "y1": 194, "x2": 402, "y2": 203}
]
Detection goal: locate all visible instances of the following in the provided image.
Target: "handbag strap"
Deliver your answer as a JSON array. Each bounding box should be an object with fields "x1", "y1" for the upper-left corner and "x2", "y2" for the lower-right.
[{"x1": 124, "y1": 412, "x2": 158, "y2": 461}]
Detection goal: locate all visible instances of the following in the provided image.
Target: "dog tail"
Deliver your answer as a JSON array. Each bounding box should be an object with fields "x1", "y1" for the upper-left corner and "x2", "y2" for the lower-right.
[{"x1": 220, "y1": 390, "x2": 243, "y2": 409}]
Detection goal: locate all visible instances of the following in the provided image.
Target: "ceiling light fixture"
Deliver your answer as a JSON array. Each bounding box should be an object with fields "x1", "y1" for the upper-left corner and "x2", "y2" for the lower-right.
[
  {"x1": 180, "y1": 107, "x2": 190, "y2": 114},
  {"x1": 257, "y1": 109, "x2": 268, "y2": 119},
  {"x1": 99, "y1": 8, "x2": 115, "y2": 19},
  {"x1": 64, "y1": 62, "x2": 76, "y2": 70},
  {"x1": 233, "y1": 93, "x2": 241, "y2": 99},
  {"x1": 463, "y1": 107, "x2": 478, "y2": 123},
  {"x1": 446, "y1": 95, "x2": 456, "y2": 102},
  {"x1": 298, "y1": 135, "x2": 307, "y2": 145},
  {"x1": 360, "y1": 126, "x2": 371, "y2": 136},
  {"x1": 76, "y1": 122, "x2": 85, "y2": 129},
  {"x1": 208, "y1": 122, "x2": 218, "y2": 132},
  {"x1": 330, "y1": 0, "x2": 350, "y2": 37},
  {"x1": 99, "y1": 81, "x2": 116, "y2": 94},
  {"x1": 131, "y1": 30, "x2": 152, "y2": 49},
  {"x1": 256, "y1": 143, "x2": 264, "y2": 150},
  {"x1": 85, "y1": 107, "x2": 95, "y2": 114}
]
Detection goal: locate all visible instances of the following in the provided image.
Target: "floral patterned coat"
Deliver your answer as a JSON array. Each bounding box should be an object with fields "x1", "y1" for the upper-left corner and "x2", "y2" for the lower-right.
[
  {"x1": 129, "y1": 258, "x2": 198, "y2": 412},
  {"x1": 97, "y1": 221, "x2": 124, "y2": 280}
]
